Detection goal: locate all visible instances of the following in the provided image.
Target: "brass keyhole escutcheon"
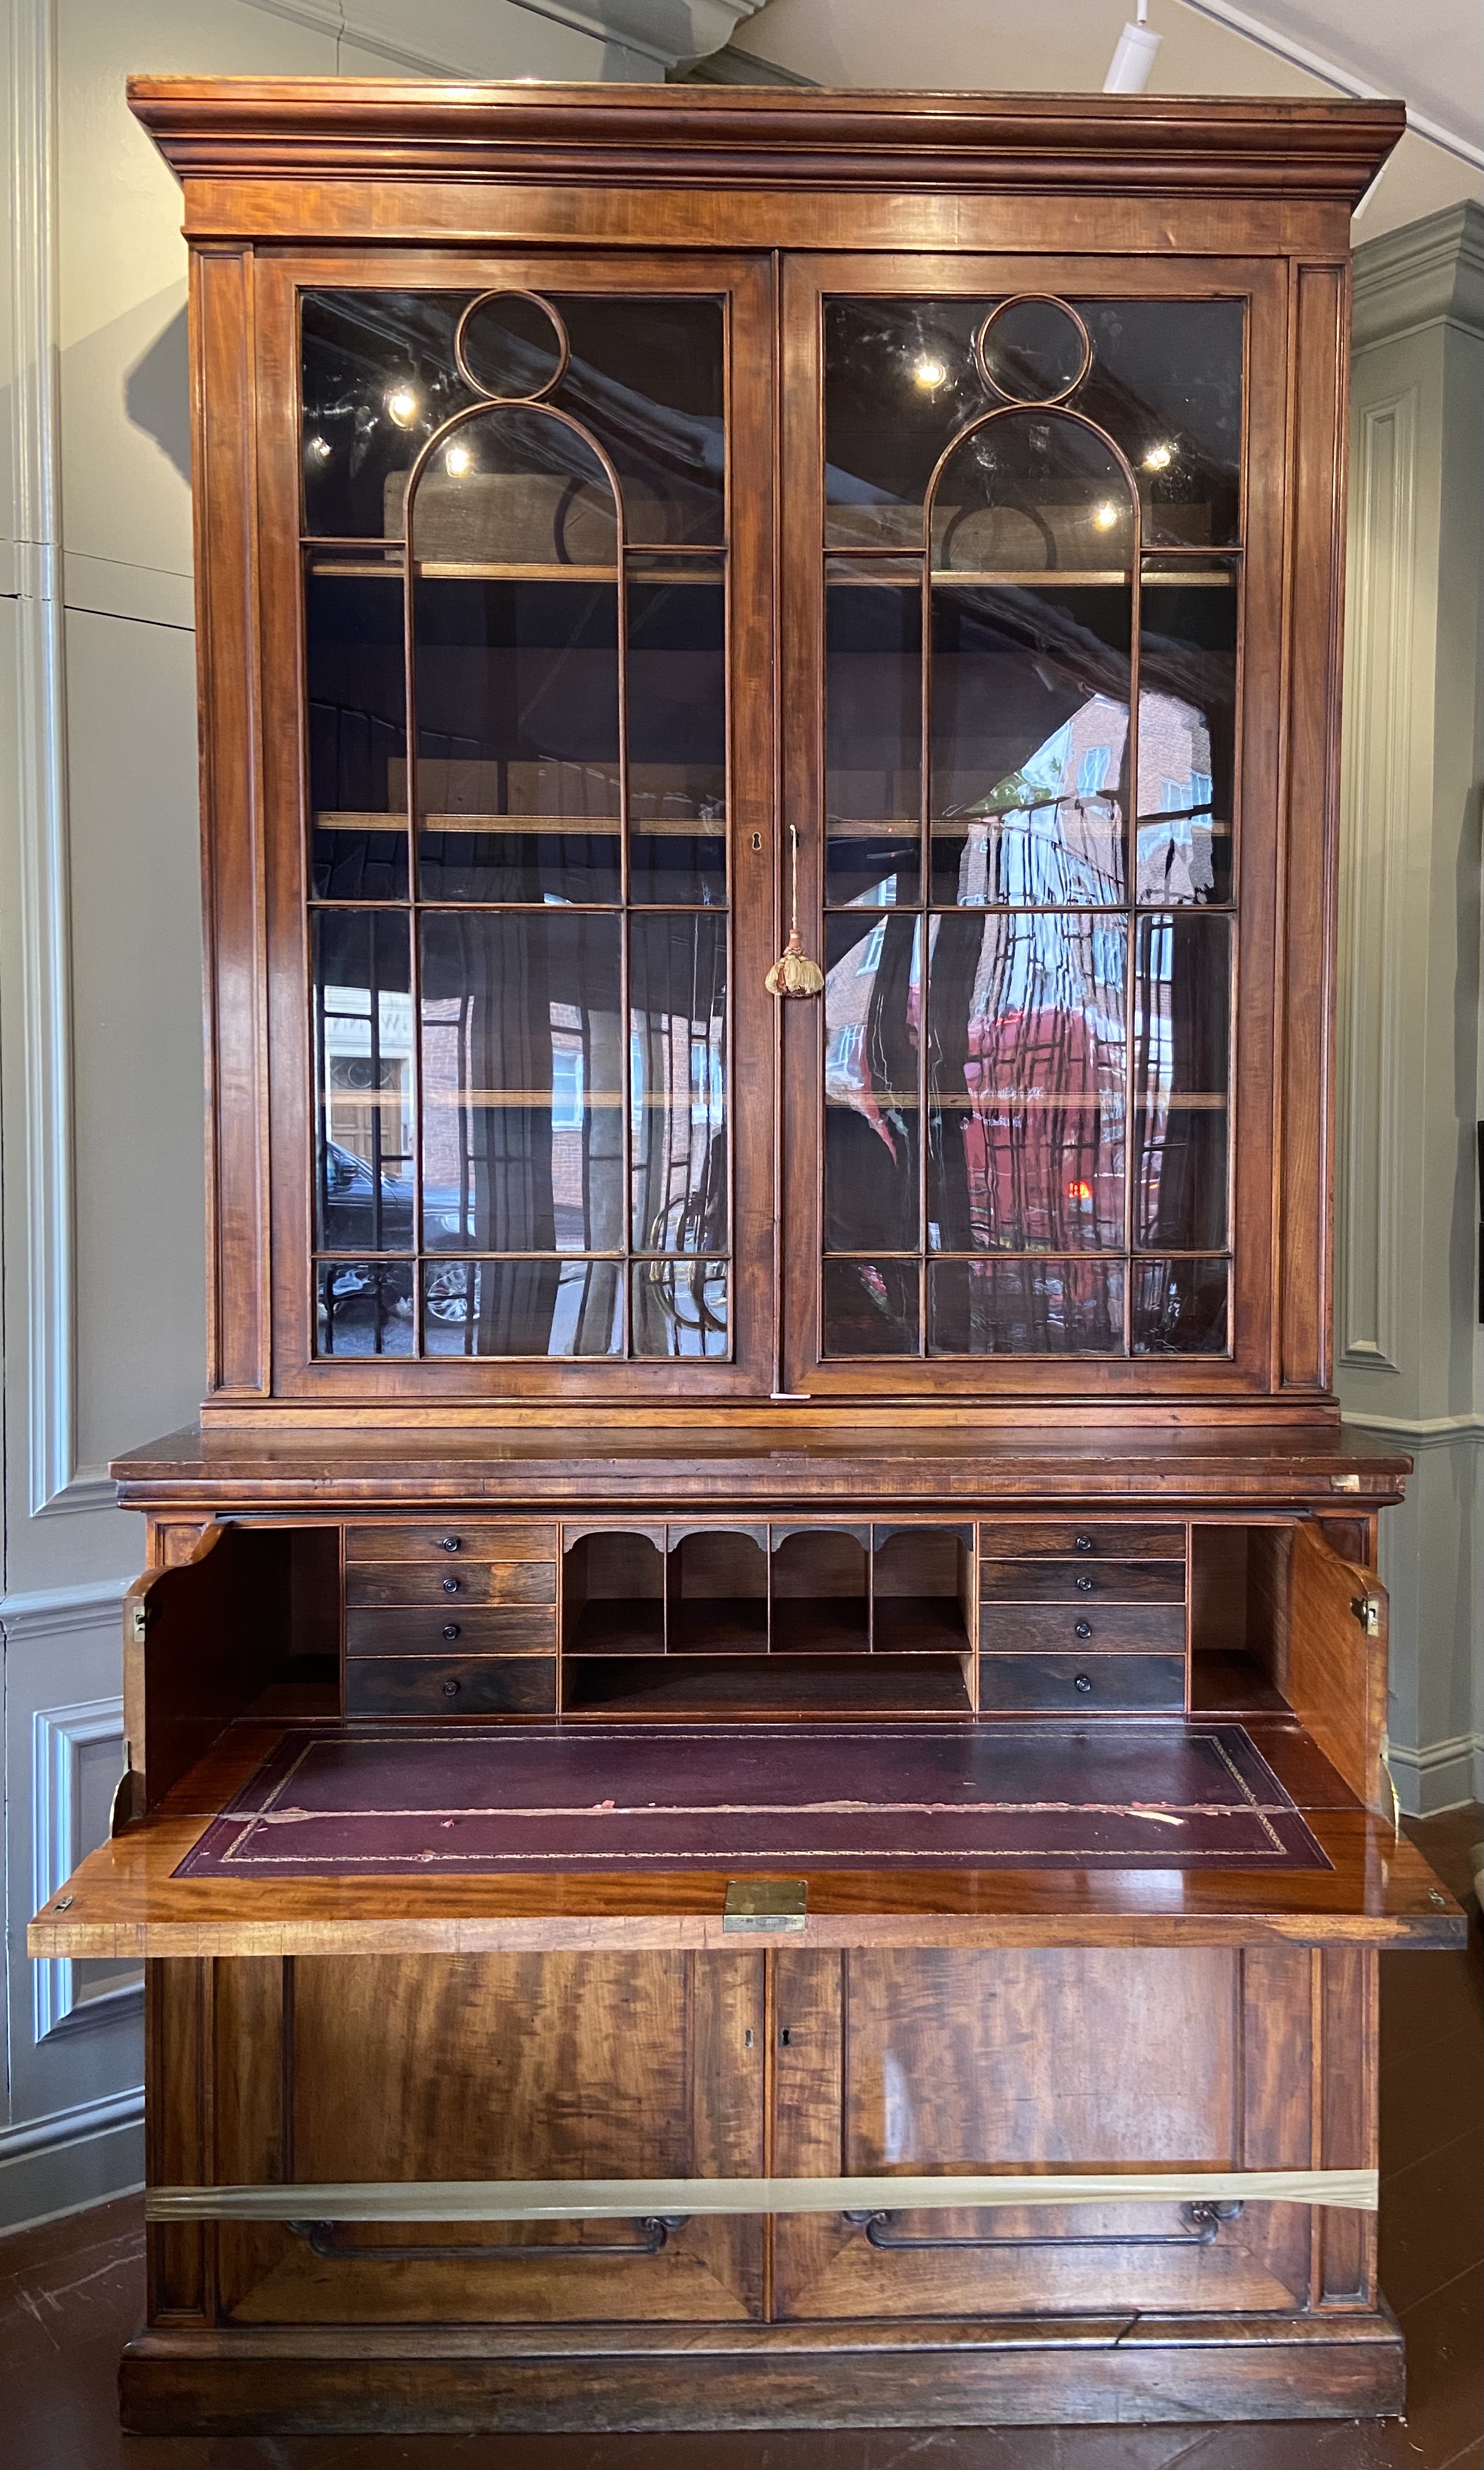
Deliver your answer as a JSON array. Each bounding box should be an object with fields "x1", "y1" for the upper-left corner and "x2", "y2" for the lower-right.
[{"x1": 751, "y1": 832, "x2": 763, "y2": 851}]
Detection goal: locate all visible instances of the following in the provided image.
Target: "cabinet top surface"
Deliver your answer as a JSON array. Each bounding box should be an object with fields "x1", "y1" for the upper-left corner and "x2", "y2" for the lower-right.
[
  {"x1": 127, "y1": 78, "x2": 1403, "y2": 205},
  {"x1": 110, "y1": 1421, "x2": 1410, "y2": 1509}
]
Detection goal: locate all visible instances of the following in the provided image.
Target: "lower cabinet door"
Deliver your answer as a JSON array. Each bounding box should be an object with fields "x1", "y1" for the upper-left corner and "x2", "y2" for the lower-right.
[
  {"x1": 770, "y1": 1946, "x2": 1320, "y2": 2319},
  {"x1": 205, "y1": 1952, "x2": 765, "y2": 2324}
]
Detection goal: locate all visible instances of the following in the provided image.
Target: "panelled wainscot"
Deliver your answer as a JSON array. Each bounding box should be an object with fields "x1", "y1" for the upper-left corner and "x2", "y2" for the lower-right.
[{"x1": 30, "y1": 82, "x2": 1465, "y2": 2437}]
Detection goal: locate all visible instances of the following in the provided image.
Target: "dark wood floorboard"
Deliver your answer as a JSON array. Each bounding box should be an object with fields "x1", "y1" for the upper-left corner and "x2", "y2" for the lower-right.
[{"x1": 1, "y1": 1808, "x2": 1478, "y2": 2470}]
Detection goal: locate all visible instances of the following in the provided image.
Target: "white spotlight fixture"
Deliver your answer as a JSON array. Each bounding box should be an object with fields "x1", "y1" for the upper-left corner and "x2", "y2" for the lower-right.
[
  {"x1": 385, "y1": 380, "x2": 421, "y2": 429},
  {"x1": 1104, "y1": 0, "x2": 1162, "y2": 94}
]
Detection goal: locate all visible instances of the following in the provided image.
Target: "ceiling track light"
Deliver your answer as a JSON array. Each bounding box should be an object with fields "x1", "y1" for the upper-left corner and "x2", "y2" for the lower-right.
[{"x1": 1104, "y1": 0, "x2": 1162, "y2": 94}]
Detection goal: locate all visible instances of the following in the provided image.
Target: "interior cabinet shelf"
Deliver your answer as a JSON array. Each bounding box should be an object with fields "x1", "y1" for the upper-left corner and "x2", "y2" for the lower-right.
[{"x1": 563, "y1": 1651, "x2": 973, "y2": 1720}]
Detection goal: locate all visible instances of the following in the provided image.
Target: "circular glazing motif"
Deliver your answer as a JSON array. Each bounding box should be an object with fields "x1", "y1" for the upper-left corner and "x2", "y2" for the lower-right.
[
  {"x1": 974, "y1": 295, "x2": 1093, "y2": 409},
  {"x1": 454, "y1": 290, "x2": 570, "y2": 403}
]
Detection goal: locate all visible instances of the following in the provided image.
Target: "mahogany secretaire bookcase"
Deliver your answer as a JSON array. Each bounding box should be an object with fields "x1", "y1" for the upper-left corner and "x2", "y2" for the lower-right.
[{"x1": 31, "y1": 81, "x2": 1466, "y2": 2436}]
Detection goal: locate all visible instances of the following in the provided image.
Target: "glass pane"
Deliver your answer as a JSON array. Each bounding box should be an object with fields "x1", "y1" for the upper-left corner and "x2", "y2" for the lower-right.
[
  {"x1": 628, "y1": 566, "x2": 727, "y2": 906},
  {"x1": 311, "y1": 911, "x2": 414, "y2": 1250},
  {"x1": 629, "y1": 912, "x2": 728, "y2": 1255},
  {"x1": 420, "y1": 912, "x2": 623, "y2": 1254},
  {"x1": 315, "y1": 1261, "x2": 415, "y2": 1358},
  {"x1": 1131, "y1": 1257, "x2": 1229, "y2": 1354},
  {"x1": 555, "y1": 296, "x2": 725, "y2": 546},
  {"x1": 306, "y1": 560, "x2": 408, "y2": 899},
  {"x1": 927, "y1": 912, "x2": 1126, "y2": 1254},
  {"x1": 822, "y1": 1259, "x2": 919, "y2": 1355},
  {"x1": 929, "y1": 584, "x2": 1129, "y2": 905},
  {"x1": 633, "y1": 1259, "x2": 728, "y2": 1358},
  {"x1": 412, "y1": 575, "x2": 621, "y2": 904},
  {"x1": 301, "y1": 291, "x2": 473, "y2": 538},
  {"x1": 826, "y1": 566, "x2": 921, "y2": 907},
  {"x1": 824, "y1": 296, "x2": 1243, "y2": 552},
  {"x1": 824, "y1": 913, "x2": 922, "y2": 1253},
  {"x1": 929, "y1": 1256, "x2": 1124, "y2": 1355},
  {"x1": 930, "y1": 414, "x2": 1135, "y2": 580},
  {"x1": 422, "y1": 1258, "x2": 625, "y2": 1358},
  {"x1": 1134, "y1": 913, "x2": 1230, "y2": 1252},
  {"x1": 1137, "y1": 564, "x2": 1237, "y2": 905}
]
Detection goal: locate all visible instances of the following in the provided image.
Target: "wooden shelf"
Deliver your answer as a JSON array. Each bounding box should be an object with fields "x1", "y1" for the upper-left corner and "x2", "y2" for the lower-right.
[
  {"x1": 873, "y1": 1595, "x2": 973, "y2": 1654},
  {"x1": 1189, "y1": 1649, "x2": 1288, "y2": 1715},
  {"x1": 562, "y1": 1652, "x2": 973, "y2": 1720},
  {"x1": 770, "y1": 1596, "x2": 870, "y2": 1654},
  {"x1": 315, "y1": 813, "x2": 723, "y2": 837}
]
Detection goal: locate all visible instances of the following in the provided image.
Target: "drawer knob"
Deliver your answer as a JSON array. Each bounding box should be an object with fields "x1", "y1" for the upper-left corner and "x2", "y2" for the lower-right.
[
  {"x1": 442, "y1": 1576, "x2": 460, "y2": 1594},
  {"x1": 1074, "y1": 1672, "x2": 1093, "y2": 1694},
  {"x1": 442, "y1": 1622, "x2": 461, "y2": 1641},
  {"x1": 1074, "y1": 1534, "x2": 1094, "y2": 1552},
  {"x1": 439, "y1": 1535, "x2": 461, "y2": 1553},
  {"x1": 1074, "y1": 1620, "x2": 1093, "y2": 1640},
  {"x1": 442, "y1": 1678, "x2": 461, "y2": 1697},
  {"x1": 1075, "y1": 1573, "x2": 1094, "y2": 1592}
]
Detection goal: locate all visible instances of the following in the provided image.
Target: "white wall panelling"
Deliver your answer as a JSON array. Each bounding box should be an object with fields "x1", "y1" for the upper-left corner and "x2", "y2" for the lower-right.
[
  {"x1": 30, "y1": 1688, "x2": 138, "y2": 2042},
  {"x1": 1336, "y1": 385, "x2": 1415, "y2": 1375},
  {"x1": 1336, "y1": 202, "x2": 1484, "y2": 1814}
]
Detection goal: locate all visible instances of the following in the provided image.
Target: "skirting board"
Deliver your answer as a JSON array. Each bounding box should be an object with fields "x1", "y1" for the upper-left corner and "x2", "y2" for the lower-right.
[
  {"x1": 1387, "y1": 1731, "x2": 1484, "y2": 1816},
  {"x1": 0, "y1": 2088, "x2": 143, "y2": 2235}
]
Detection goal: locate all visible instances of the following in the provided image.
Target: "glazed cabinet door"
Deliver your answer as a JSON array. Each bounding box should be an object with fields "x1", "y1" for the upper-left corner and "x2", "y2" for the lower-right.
[
  {"x1": 243, "y1": 253, "x2": 777, "y2": 1405},
  {"x1": 778, "y1": 256, "x2": 1298, "y2": 1402}
]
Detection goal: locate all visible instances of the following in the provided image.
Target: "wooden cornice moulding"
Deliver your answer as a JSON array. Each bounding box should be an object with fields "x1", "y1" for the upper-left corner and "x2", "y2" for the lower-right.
[{"x1": 126, "y1": 78, "x2": 1404, "y2": 203}]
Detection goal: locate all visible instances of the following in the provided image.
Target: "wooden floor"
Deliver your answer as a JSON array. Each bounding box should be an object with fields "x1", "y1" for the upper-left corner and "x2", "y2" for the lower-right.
[{"x1": 3, "y1": 1808, "x2": 1478, "y2": 2470}]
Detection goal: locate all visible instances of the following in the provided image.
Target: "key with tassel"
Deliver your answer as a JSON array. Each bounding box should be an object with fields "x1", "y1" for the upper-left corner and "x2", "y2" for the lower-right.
[{"x1": 765, "y1": 824, "x2": 824, "y2": 999}]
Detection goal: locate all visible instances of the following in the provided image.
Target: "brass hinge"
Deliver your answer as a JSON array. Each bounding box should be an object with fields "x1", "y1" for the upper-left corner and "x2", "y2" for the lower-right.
[
  {"x1": 1351, "y1": 1594, "x2": 1382, "y2": 1637},
  {"x1": 127, "y1": 1597, "x2": 156, "y2": 1646}
]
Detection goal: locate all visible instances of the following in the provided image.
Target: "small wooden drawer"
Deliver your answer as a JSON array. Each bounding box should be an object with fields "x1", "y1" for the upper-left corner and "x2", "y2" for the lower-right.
[
  {"x1": 344, "y1": 1521, "x2": 557, "y2": 1563},
  {"x1": 979, "y1": 1558, "x2": 1186, "y2": 1606},
  {"x1": 981, "y1": 1520, "x2": 1185, "y2": 1560},
  {"x1": 345, "y1": 1562, "x2": 557, "y2": 1610},
  {"x1": 979, "y1": 1603, "x2": 1187, "y2": 1658},
  {"x1": 346, "y1": 1607, "x2": 557, "y2": 1658},
  {"x1": 977, "y1": 1653, "x2": 1186, "y2": 1713},
  {"x1": 345, "y1": 1655, "x2": 557, "y2": 1717}
]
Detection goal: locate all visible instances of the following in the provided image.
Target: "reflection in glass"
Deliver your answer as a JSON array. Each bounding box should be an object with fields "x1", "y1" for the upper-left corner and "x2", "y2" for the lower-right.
[
  {"x1": 312, "y1": 910, "x2": 414, "y2": 1253},
  {"x1": 928, "y1": 912, "x2": 1126, "y2": 1253},
  {"x1": 978, "y1": 297, "x2": 1089, "y2": 402},
  {"x1": 1131, "y1": 1257, "x2": 1229, "y2": 1354},
  {"x1": 412, "y1": 578, "x2": 622, "y2": 904},
  {"x1": 823, "y1": 296, "x2": 1243, "y2": 552},
  {"x1": 824, "y1": 914, "x2": 922, "y2": 1253},
  {"x1": 628, "y1": 572, "x2": 727, "y2": 905},
  {"x1": 315, "y1": 1261, "x2": 415, "y2": 1358},
  {"x1": 555, "y1": 296, "x2": 725, "y2": 546},
  {"x1": 928, "y1": 1256, "x2": 1123, "y2": 1355},
  {"x1": 929, "y1": 584, "x2": 1129, "y2": 904},
  {"x1": 1134, "y1": 914, "x2": 1230, "y2": 1252},
  {"x1": 459, "y1": 292, "x2": 565, "y2": 398},
  {"x1": 633, "y1": 1258, "x2": 728, "y2": 1357},
  {"x1": 419, "y1": 912, "x2": 623, "y2": 1255},
  {"x1": 306, "y1": 564, "x2": 409, "y2": 899},
  {"x1": 822, "y1": 1259, "x2": 919, "y2": 1355},
  {"x1": 629, "y1": 913, "x2": 728, "y2": 1255},
  {"x1": 421, "y1": 1258, "x2": 624, "y2": 1357},
  {"x1": 1137, "y1": 569, "x2": 1237, "y2": 905},
  {"x1": 826, "y1": 569, "x2": 921, "y2": 907},
  {"x1": 302, "y1": 291, "x2": 474, "y2": 538},
  {"x1": 931, "y1": 414, "x2": 1134, "y2": 579}
]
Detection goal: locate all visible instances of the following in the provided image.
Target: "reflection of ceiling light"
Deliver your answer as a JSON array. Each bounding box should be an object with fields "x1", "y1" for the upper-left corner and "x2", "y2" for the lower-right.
[
  {"x1": 1093, "y1": 502, "x2": 1120, "y2": 530},
  {"x1": 385, "y1": 382, "x2": 421, "y2": 428},
  {"x1": 1143, "y1": 440, "x2": 1175, "y2": 471},
  {"x1": 307, "y1": 435, "x2": 332, "y2": 462},
  {"x1": 913, "y1": 354, "x2": 947, "y2": 390},
  {"x1": 444, "y1": 441, "x2": 472, "y2": 476}
]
